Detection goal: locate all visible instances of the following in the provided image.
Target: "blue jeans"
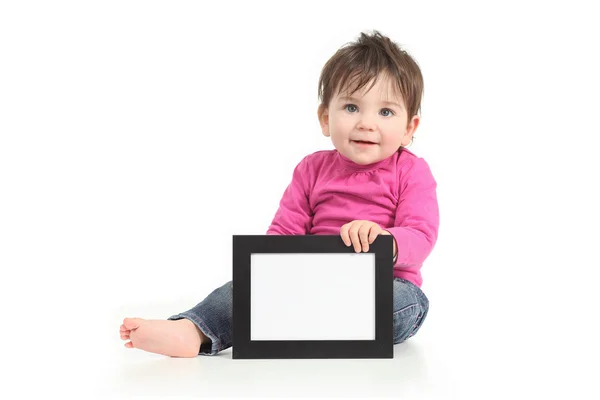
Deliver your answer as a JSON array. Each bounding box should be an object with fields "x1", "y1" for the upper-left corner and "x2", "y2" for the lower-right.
[{"x1": 168, "y1": 278, "x2": 429, "y2": 356}]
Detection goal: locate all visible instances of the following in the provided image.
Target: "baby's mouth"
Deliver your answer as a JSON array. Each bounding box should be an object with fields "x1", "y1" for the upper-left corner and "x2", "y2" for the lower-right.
[{"x1": 352, "y1": 140, "x2": 377, "y2": 145}]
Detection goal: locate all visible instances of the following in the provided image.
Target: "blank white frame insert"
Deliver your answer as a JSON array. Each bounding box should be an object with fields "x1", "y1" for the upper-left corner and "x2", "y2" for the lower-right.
[{"x1": 250, "y1": 253, "x2": 375, "y2": 341}]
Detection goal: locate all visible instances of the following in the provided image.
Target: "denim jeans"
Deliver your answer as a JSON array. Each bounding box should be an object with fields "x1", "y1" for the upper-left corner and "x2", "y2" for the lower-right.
[{"x1": 168, "y1": 277, "x2": 429, "y2": 356}]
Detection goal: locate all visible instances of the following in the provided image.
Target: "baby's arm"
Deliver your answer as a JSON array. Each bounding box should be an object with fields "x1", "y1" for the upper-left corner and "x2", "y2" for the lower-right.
[
  {"x1": 266, "y1": 156, "x2": 313, "y2": 235},
  {"x1": 386, "y1": 157, "x2": 440, "y2": 267}
]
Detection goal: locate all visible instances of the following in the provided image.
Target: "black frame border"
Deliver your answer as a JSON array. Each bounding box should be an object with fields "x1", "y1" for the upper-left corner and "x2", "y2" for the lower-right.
[{"x1": 232, "y1": 235, "x2": 393, "y2": 359}]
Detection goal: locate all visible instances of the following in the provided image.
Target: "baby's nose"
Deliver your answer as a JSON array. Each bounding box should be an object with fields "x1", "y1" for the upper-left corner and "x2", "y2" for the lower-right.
[{"x1": 357, "y1": 117, "x2": 377, "y2": 131}]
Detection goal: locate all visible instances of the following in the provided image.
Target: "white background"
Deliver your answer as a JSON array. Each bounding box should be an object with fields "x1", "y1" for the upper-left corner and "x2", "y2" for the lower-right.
[{"x1": 1, "y1": 0, "x2": 599, "y2": 399}]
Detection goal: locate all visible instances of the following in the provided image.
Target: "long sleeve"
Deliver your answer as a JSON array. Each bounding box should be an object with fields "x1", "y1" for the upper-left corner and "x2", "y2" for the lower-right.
[
  {"x1": 266, "y1": 156, "x2": 313, "y2": 235},
  {"x1": 385, "y1": 157, "x2": 439, "y2": 268}
]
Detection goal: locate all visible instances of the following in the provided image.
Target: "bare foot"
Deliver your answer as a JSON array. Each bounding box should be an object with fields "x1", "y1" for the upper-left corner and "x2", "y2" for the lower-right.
[{"x1": 119, "y1": 317, "x2": 208, "y2": 358}]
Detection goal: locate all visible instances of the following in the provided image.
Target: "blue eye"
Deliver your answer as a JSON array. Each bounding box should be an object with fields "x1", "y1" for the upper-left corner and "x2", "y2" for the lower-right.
[
  {"x1": 344, "y1": 104, "x2": 358, "y2": 113},
  {"x1": 380, "y1": 108, "x2": 394, "y2": 117}
]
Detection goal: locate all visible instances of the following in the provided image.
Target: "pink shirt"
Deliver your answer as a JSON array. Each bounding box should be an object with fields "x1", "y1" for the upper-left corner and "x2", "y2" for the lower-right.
[{"x1": 266, "y1": 148, "x2": 439, "y2": 287}]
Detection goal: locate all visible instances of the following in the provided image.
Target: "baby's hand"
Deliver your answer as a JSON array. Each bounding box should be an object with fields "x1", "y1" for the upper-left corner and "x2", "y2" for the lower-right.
[{"x1": 340, "y1": 220, "x2": 390, "y2": 253}]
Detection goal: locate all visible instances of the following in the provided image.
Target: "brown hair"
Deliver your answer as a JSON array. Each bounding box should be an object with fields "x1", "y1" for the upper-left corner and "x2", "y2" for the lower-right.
[{"x1": 318, "y1": 30, "x2": 424, "y2": 126}]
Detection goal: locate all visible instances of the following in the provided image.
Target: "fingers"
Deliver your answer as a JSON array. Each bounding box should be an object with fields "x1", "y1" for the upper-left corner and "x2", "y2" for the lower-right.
[
  {"x1": 340, "y1": 222, "x2": 359, "y2": 251},
  {"x1": 341, "y1": 221, "x2": 382, "y2": 252},
  {"x1": 368, "y1": 226, "x2": 379, "y2": 245},
  {"x1": 349, "y1": 223, "x2": 362, "y2": 252},
  {"x1": 340, "y1": 223, "x2": 351, "y2": 247},
  {"x1": 359, "y1": 225, "x2": 371, "y2": 252}
]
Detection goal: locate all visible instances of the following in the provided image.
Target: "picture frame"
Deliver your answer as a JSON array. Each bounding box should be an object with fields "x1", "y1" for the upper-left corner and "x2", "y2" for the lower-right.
[{"x1": 232, "y1": 234, "x2": 394, "y2": 359}]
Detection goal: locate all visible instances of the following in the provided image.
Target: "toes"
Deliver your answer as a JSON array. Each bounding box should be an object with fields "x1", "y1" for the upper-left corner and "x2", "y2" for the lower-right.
[
  {"x1": 120, "y1": 324, "x2": 130, "y2": 340},
  {"x1": 124, "y1": 341, "x2": 134, "y2": 348},
  {"x1": 123, "y1": 317, "x2": 142, "y2": 330}
]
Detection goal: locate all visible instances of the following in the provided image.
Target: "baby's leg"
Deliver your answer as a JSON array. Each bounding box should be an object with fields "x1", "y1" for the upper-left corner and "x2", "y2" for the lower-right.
[
  {"x1": 119, "y1": 317, "x2": 208, "y2": 358},
  {"x1": 392, "y1": 278, "x2": 429, "y2": 344},
  {"x1": 167, "y1": 280, "x2": 233, "y2": 356},
  {"x1": 120, "y1": 280, "x2": 233, "y2": 357}
]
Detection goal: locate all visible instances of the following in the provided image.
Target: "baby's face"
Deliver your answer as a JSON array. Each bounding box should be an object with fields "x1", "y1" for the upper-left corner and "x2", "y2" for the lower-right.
[{"x1": 320, "y1": 76, "x2": 417, "y2": 165}]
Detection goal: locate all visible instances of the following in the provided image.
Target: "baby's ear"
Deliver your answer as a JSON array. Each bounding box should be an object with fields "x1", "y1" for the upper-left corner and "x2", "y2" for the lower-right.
[
  {"x1": 401, "y1": 115, "x2": 420, "y2": 146},
  {"x1": 318, "y1": 104, "x2": 330, "y2": 137}
]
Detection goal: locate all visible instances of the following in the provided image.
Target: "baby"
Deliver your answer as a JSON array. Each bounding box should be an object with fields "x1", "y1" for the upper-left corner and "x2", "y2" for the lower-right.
[{"x1": 120, "y1": 30, "x2": 439, "y2": 357}]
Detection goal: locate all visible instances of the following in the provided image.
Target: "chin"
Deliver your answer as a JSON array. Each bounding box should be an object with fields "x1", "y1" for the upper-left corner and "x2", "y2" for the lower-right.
[{"x1": 354, "y1": 155, "x2": 380, "y2": 165}]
